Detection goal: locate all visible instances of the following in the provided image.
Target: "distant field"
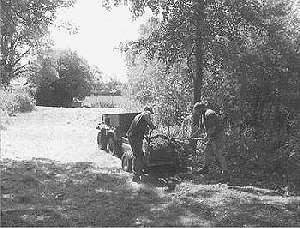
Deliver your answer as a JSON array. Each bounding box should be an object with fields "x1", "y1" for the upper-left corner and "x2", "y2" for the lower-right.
[{"x1": 83, "y1": 95, "x2": 142, "y2": 111}]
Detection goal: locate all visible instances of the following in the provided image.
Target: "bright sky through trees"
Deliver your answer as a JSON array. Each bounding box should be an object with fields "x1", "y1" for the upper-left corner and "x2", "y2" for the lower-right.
[{"x1": 49, "y1": 0, "x2": 150, "y2": 82}]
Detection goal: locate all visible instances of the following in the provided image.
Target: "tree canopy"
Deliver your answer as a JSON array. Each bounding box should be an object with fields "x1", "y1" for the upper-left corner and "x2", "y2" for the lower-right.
[
  {"x1": 119, "y1": 0, "x2": 300, "y2": 120},
  {"x1": 109, "y1": 0, "x2": 300, "y2": 191},
  {"x1": 0, "y1": 0, "x2": 75, "y2": 85},
  {"x1": 32, "y1": 49, "x2": 93, "y2": 107}
]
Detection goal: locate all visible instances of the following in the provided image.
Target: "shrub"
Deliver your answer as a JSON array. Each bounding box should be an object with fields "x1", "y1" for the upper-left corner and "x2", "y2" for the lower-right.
[{"x1": 0, "y1": 88, "x2": 35, "y2": 114}]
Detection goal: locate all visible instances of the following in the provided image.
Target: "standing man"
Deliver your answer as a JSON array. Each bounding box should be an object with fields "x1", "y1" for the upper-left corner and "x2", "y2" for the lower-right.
[
  {"x1": 126, "y1": 106, "x2": 156, "y2": 182},
  {"x1": 192, "y1": 101, "x2": 229, "y2": 181}
]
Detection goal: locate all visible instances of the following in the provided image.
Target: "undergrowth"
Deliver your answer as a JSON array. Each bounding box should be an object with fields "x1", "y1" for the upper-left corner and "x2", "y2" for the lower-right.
[
  {"x1": 0, "y1": 87, "x2": 35, "y2": 115},
  {"x1": 154, "y1": 123, "x2": 300, "y2": 196}
]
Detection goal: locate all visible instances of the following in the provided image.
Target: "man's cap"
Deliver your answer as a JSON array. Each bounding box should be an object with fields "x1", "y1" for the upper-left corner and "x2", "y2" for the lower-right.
[
  {"x1": 144, "y1": 106, "x2": 154, "y2": 114},
  {"x1": 193, "y1": 101, "x2": 206, "y2": 110}
]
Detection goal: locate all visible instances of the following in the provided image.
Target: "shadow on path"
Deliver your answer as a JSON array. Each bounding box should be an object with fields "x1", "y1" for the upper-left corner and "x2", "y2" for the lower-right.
[
  {"x1": 1, "y1": 158, "x2": 300, "y2": 227},
  {"x1": 1, "y1": 158, "x2": 163, "y2": 227}
]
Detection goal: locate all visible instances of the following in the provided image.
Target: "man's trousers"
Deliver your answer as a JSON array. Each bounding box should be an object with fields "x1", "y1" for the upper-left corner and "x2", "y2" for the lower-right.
[
  {"x1": 128, "y1": 136, "x2": 144, "y2": 176},
  {"x1": 204, "y1": 131, "x2": 228, "y2": 172}
]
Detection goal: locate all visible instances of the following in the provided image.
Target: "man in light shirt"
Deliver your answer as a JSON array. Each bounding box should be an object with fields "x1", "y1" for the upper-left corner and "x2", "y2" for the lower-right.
[{"x1": 192, "y1": 101, "x2": 229, "y2": 181}]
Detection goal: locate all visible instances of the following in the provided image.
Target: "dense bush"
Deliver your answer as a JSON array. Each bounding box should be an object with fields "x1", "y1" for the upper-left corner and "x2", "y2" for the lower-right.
[{"x1": 0, "y1": 88, "x2": 35, "y2": 115}]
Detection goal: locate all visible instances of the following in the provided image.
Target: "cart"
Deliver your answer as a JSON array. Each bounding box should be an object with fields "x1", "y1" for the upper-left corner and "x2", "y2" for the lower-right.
[{"x1": 96, "y1": 112, "x2": 181, "y2": 172}]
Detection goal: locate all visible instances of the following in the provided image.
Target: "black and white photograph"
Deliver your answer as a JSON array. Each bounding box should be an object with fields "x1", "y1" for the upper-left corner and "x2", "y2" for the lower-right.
[{"x1": 1, "y1": 0, "x2": 300, "y2": 226}]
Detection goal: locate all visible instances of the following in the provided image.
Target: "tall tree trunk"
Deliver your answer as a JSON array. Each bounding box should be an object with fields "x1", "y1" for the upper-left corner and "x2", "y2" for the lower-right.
[
  {"x1": 193, "y1": 0, "x2": 205, "y2": 104},
  {"x1": 193, "y1": 26, "x2": 203, "y2": 103},
  {"x1": 190, "y1": 1, "x2": 205, "y2": 151}
]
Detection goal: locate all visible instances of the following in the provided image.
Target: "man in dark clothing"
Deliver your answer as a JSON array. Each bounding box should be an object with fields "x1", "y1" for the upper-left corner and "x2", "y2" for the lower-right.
[
  {"x1": 126, "y1": 106, "x2": 156, "y2": 182},
  {"x1": 191, "y1": 102, "x2": 229, "y2": 180}
]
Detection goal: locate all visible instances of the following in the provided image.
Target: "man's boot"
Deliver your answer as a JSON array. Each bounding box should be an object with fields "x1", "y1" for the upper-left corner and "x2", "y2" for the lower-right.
[{"x1": 197, "y1": 165, "x2": 209, "y2": 175}]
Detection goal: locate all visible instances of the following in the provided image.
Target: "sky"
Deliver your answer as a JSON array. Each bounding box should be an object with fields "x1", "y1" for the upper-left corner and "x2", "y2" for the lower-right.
[{"x1": 49, "y1": 0, "x2": 150, "y2": 82}]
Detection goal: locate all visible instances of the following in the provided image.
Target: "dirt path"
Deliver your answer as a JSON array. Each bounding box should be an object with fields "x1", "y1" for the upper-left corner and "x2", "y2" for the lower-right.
[
  {"x1": 1, "y1": 107, "x2": 123, "y2": 165},
  {"x1": 1, "y1": 107, "x2": 300, "y2": 227}
]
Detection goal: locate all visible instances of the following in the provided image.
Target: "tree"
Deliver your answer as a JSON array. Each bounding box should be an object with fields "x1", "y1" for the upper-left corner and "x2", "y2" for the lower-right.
[
  {"x1": 56, "y1": 50, "x2": 92, "y2": 98},
  {"x1": 124, "y1": 19, "x2": 193, "y2": 126},
  {"x1": 110, "y1": 0, "x2": 300, "y2": 123},
  {"x1": 107, "y1": 0, "x2": 299, "y2": 102},
  {"x1": 0, "y1": 0, "x2": 75, "y2": 85},
  {"x1": 34, "y1": 49, "x2": 93, "y2": 107},
  {"x1": 110, "y1": 0, "x2": 300, "y2": 189},
  {"x1": 111, "y1": 0, "x2": 206, "y2": 103}
]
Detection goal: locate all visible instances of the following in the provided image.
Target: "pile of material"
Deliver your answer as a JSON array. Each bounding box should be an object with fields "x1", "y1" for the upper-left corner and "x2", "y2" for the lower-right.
[
  {"x1": 148, "y1": 135, "x2": 170, "y2": 152},
  {"x1": 171, "y1": 140, "x2": 194, "y2": 168}
]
